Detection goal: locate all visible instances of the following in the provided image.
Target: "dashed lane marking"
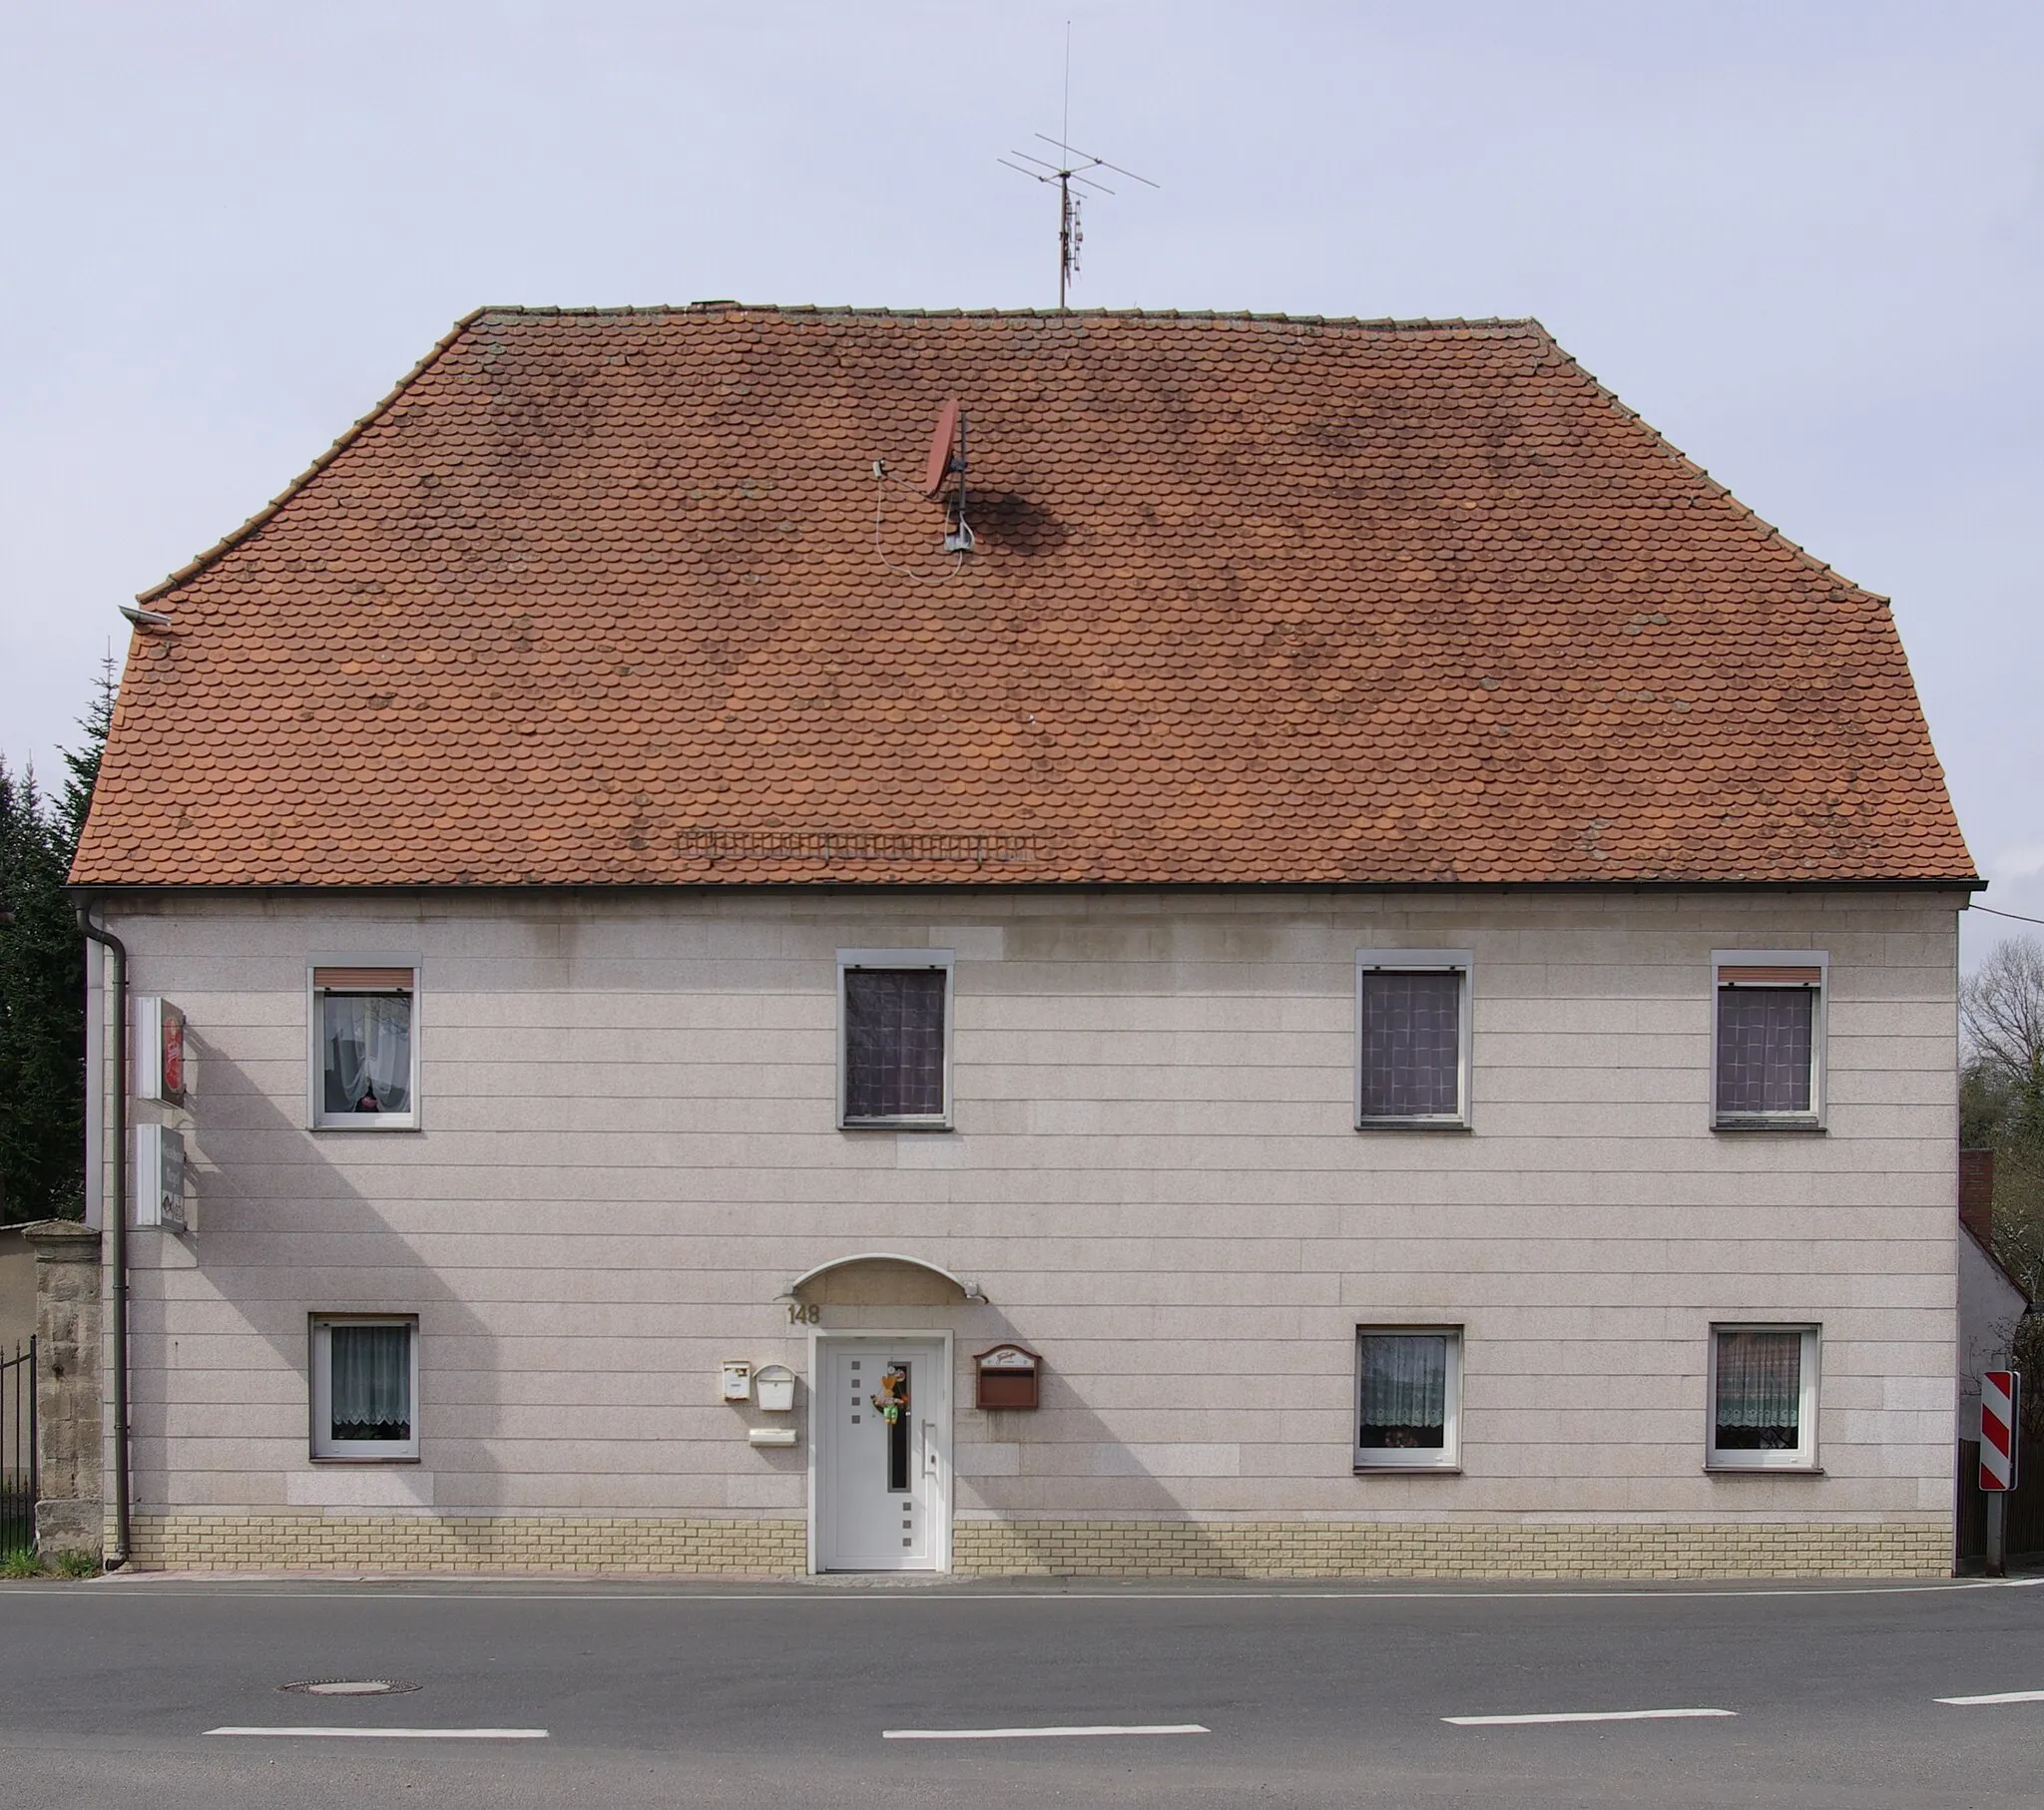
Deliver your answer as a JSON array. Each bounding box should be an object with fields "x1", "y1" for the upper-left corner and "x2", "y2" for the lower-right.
[
  {"x1": 883, "y1": 1723, "x2": 1210, "y2": 1740},
  {"x1": 1444, "y1": 1708, "x2": 1737, "y2": 1726},
  {"x1": 1935, "y1": 1691, "x2": 2044, "y2": 1706},
  {"x1": 205, "y1": 1727, "x2": 549, "y2": 1740}
]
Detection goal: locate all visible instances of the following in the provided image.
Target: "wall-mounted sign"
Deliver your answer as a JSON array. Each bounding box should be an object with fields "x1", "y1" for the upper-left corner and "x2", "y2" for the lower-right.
[
  {"x1": 974, "y1": 1343, "x2": 1042, "y2": 1412},
  {"x1": 134, "y1": 997, "x2": 188, "y2": 1105},
  {"x1": 134, "y1": 1124, "x2": 187, "y2": 1231}
]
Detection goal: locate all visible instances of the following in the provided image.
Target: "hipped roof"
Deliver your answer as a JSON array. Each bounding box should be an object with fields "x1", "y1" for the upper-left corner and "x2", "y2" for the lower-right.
[{"x1": 72, "y1": 305, "x2": 1974, "y2": 889}]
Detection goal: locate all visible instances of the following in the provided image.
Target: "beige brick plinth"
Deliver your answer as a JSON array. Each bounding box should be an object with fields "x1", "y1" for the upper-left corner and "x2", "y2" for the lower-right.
[
  {"x1": 129, "y1": 1513, "x2": 806, "y2": 1575},
  {"x1": 950, "y1": 1519, "x2": 1952, "y2": 1580},
  {"x1": 129, "y1": 1512, "x2": 1952, "y2": 1579}
]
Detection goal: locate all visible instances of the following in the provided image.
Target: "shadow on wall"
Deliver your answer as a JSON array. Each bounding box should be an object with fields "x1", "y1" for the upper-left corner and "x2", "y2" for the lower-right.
[
  {"x1": 801, "y1": 1262, "x2": 1256, "y2": 1577},
  {"x1": 949, "y1": 1300, "x2": 1267, "y2": 1578},
  {"x1": 128, "y1": 1034, "x2": 501, "y2": 1562}
]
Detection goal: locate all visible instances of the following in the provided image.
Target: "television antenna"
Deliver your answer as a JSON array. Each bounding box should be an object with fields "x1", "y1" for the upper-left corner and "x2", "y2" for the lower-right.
[{"x1": 999, "y1": 25, "x2": 1157, "y2": 309}]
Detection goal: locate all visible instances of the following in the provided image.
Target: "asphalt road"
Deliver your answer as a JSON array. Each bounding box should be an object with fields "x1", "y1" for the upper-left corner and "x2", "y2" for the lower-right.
[{"x1": 3, "y1": 1573, "x2": 2042, "y2": 1808}]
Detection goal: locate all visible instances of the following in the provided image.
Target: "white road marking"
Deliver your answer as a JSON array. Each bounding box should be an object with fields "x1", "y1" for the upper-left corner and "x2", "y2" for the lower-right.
[
  {"x1": 205, "y1": 1727, "x2": 549, "y2": 1739},
  {"x1": 883, "y1": 1723, "x2": 1210, "y2": 1740},
  {"x1": 1444, "y1": 1708, "x2": 1737, "y2": 1726},
  {"x1": 1935, "y1": 1690, "x2": 2044, "y2": 1706}
]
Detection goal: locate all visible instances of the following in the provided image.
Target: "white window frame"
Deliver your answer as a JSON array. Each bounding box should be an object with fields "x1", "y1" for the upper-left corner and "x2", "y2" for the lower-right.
[
  {"x1": 837, "y1": 949, "x2": 955, "y2": 1131},
  {"x1": 1706, "y1": 1322, "x2": 1820, "y2": 1473},
  {"x1": 308, "y1": 956, "x2": 422, "y2": 1131},
  {"x1": 1710, "y1": 949, "x2": 1827, "y2": 1132},
  {"x1": 1355, "y1": 951, "x2": 1474, "y2": 1131},
  {"x1": 309, "y1": 1313, "x2": 420, "y2": 1462},
  {"x1": 1353, "y1": 1324, "x2": 1463, "y2": 1472}
]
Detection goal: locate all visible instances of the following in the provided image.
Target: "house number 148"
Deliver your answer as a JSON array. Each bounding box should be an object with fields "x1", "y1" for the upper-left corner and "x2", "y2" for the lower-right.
[{"x1": 786, "y1": 1302, "x2": 820, "y2": 1325}]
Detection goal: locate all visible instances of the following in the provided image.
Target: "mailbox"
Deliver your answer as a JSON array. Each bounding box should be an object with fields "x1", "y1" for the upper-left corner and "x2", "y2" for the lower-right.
[
  {"x1": 755, "y1": 1364, "x2": 796, "y2": 1413},
  {"x1": 974, "y1": 1343, "x2": 1041, "y2": 1411},
  {"x1": 720, "y1": 1360, "x2": 753, "y2": 1403}
]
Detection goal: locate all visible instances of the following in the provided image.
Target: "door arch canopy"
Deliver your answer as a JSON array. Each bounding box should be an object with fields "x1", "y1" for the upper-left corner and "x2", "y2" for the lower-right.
[{"x1": 778, "y1": 1252, "x2": 987, "y2": 1307}]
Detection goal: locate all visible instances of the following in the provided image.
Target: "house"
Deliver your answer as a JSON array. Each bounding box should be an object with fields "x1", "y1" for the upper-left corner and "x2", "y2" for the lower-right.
[
  {"x1": 1957, "y1": 1151, "x2": 2027, "y2": 1442},
  {"x1": 69, "y1": 305, "x2": 1979, "y2": 1577}
]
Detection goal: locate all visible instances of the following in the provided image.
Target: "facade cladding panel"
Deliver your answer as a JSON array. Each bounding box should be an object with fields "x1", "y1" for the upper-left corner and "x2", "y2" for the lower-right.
[{"x1": 90, "y1": 887, "x2": 1964, "y2": 1573}]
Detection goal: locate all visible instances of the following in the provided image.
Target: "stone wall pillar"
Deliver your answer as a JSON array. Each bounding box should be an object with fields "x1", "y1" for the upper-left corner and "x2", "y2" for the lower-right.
[{"x1": 23, "y1": 1222, "x2": 103, "y2": 1556}]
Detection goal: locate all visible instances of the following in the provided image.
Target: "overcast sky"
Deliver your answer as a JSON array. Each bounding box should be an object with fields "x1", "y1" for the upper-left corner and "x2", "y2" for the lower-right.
[{"x1": 3, "y1": 1, "x2": 2037, "y2": 959}]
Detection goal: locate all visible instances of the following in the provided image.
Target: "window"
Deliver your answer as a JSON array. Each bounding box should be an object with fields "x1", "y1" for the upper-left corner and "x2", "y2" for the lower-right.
[
  {"x1": 310, "y1": 1316, "x2": 419, "y2": 1460},
  {"x1": 1354, "y1": 1328, "x2": 1461, "y2": 1470},
  {"x1": 838, "y1": 951, "x2": 953, "y2": 1129},
  {"x1": 1712, "y1": 952, "x2": 1825, "y2": 1131},
  {"x1": 310, "y1": 965, "x2": 419, "y2": 1129},
  {"x1": 1356, "y1": 952, "x2": 1472, "y2": 1129},
  {"x1": 1708, "y1": 1324, "x2": 1819, "y2": 1471}
]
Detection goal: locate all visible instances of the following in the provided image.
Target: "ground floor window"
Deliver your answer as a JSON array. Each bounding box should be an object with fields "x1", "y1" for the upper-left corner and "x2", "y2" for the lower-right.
[
  {"x1": 1355, "y1": 1327, "x2": 1461, "y2": 1470},
  {"x1": 310, "y1": 1315, "x2": 418, "y2": 1460},
  {"x1": 1708, "y1": 1324, "x2": 1819, "y2": 1471}
]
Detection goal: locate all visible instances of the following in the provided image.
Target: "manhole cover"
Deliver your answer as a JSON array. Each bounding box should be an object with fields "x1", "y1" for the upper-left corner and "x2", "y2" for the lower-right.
[{"x1": 278, "y1": 1679, "x2": 421, "y2": 1696}]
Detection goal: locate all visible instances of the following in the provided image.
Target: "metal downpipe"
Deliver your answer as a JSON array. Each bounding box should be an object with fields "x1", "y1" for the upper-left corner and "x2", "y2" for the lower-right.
[{"x1": 75, "y1": 900, "x2": 129, "y2": 1570}]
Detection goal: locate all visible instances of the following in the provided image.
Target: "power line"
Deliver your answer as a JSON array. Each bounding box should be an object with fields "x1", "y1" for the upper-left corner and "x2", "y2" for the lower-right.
[{"x1": 1972, "y1": 904, "x2": 2044, "y2": 927}]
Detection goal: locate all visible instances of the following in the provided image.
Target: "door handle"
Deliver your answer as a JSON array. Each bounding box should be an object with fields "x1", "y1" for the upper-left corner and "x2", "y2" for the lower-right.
[{"x1": 922, "y1": 1420, "x2": 938, "y2": 1475}]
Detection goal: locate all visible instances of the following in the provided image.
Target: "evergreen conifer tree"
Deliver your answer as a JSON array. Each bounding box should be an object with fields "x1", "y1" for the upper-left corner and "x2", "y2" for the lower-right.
[
  {"x1": 0, "y1": 663, "x2": 113, "y2": 1221},
  {"x1": 0, "y1": 762, "x2": 86, "y2": 1220},
  {"x1": 58, "y1": 653, "x2": 116, "y2": 862}
]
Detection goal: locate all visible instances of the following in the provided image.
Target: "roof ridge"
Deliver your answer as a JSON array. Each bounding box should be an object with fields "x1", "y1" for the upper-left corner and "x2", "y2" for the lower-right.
[
  {"x1": 473, "y1": 302, "x2": 1543, "y2": 332},
  {"x1": 136, "y1": 307, "x2": 491, "y2": 606}
]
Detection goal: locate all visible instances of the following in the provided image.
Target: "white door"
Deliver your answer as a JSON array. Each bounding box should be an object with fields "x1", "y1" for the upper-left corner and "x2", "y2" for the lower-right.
[{"x1": 816, "y1": 1338, "x2": 948, "y2": 1572}]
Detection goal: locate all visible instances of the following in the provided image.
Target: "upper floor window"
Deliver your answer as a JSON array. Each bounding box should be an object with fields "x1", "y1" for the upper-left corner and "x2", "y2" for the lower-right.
[
  {"x1": 1356, "y1": 952, "x2": 1472, "y2": 1130},
  {"x1": 1712, "y1": 952, "x2": 1826, "y2": 1131},
  {"x1": 311, "y1": 964, "x2": 419, "y2": 1130},
  {"x1": 839, "y1": 951, "x2": 953, "y2": 1129}
]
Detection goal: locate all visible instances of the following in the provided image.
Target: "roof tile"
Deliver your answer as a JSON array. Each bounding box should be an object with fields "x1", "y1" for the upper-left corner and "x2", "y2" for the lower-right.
[{"x1": 73, "y1": 306, "x2": 1973, "y2": 889}]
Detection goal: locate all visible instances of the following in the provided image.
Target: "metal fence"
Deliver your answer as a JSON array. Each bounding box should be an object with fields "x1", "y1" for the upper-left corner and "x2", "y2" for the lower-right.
[
  {"x1": 1957, "y1": 1434, "x2": 2044, "y2": 1566},
  {"x1": 0, "y1": 1339, "x2": 34, "y2": 1555}
]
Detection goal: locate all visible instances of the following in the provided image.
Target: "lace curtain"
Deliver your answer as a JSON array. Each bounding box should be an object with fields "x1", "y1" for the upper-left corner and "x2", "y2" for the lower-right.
[
  {"x1": 321, "y1": 993, "x2": 412, "y2": 1115},
  {"x1": 1358, "y1": 1334, "x2": 1448, "y2": 1449},
  {"x1": 1715, "y1": 1329, "x2": 1802, "y2": 1449},
  {"x1": 327, "y1": 1324, "x2": 411, "y2": 1442}
]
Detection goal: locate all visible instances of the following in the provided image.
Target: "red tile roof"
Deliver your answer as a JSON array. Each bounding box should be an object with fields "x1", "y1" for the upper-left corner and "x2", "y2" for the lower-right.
[{"x1": 72, "y1": 306, "x2": 1974, "y2": 889}]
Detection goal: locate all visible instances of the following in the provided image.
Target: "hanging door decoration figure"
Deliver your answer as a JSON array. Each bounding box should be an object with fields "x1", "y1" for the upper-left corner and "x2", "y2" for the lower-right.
[{"x1": 872, "y1": 1364, "x2": 912, "y2": 1492}]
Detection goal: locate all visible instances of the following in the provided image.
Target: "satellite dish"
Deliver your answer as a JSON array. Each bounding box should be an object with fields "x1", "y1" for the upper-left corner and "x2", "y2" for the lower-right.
[{"x1": 921, "y1": 399, "x2": 962, "y2": 496}]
